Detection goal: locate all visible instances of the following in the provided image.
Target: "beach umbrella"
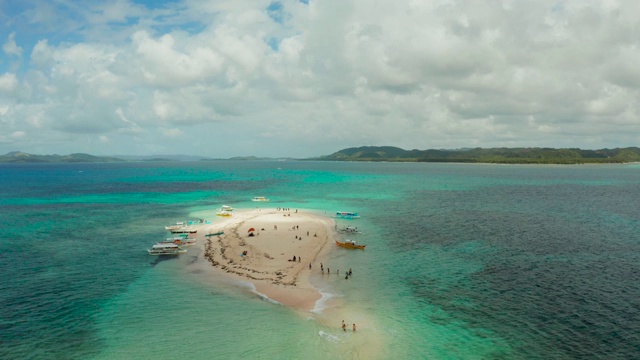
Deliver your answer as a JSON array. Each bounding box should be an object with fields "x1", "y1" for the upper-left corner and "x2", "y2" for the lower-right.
[{"x1": 248, "y1": 227, "x2": 255, "y2": 232}]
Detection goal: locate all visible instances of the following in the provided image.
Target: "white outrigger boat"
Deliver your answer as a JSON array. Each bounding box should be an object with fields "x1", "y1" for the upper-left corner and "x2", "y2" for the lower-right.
[
  {"x1": 164, "y1": 222, "x2": 185, "y2": 231},
  {"x1": 147, "y1": 243, "x2": 187, "y2": 256},
  {"x1": 338, "y1": 226, "x2": 361, "y2": 234},
  {"x1": 216, "y1": 205, "x2": 234, "y2": 217},
  {"x1": 158, "y1": 237, "x2": 196, "y2": 246}
]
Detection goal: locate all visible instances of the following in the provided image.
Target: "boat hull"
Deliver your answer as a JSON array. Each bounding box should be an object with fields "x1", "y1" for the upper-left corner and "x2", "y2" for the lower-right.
[
  {"x1": 335, "y1": 240, "x2": 366, "y2": 250},
  {"x1": 205, "y1": 231, "x2": 225, "y2": 237},
  {"x1": 170, "y1": 228, "x2": 197, "y2": 234}
]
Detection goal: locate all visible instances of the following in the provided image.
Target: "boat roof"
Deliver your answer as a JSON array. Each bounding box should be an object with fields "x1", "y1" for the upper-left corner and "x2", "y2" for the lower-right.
[{"x1": 151, "y1": 243, "x2": 180, "y2": 248}]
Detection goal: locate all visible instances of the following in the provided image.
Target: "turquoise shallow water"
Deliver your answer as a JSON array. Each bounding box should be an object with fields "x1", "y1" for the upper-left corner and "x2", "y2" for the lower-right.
[{"x1": 1, "y1": 161, "x2": 639, "y2": 359}]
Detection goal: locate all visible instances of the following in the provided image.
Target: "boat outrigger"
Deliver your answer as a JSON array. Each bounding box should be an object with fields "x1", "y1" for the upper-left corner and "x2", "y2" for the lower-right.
[{"x1": 335, "y1": 239, "x2": 366, "y2": 250}]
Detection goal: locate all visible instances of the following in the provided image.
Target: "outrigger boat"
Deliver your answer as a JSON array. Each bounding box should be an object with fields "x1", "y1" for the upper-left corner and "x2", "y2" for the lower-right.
[
  {"x1": 334, "y1": 211, "x2": 360, "y2": 219},
  {"x1": 170, "y1": 227, "x2": 197, "y2": 234},
  {"x1": 158, "y1": 237, "x2": 196, "y2": 246},
  {"x1": 251, "y1": 196, "x2": 269, "y2": 202},
  {"x1": 216, "y1": 205, "x2": 233, "y2": 217},
  {"x1": 205, "y1": 231, "x2": 225, "y2": 237},
  {"x1": 338, "y1": 226, "x2": 361, "y2": 234},
  {"x1": 147, "y1": 243, "x2": 187, "y2": 256},
  {"x1": 335, "y1": 239, "x2": 366, "y2": 250},
  {"x1": 165, "y1": 222, "x2": 185, "y2": 231}
]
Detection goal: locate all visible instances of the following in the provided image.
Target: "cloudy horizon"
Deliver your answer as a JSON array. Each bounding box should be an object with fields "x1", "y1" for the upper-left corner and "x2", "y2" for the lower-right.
[{"x1": 1, "y1": 0, "x2": 639, "y2": 158}]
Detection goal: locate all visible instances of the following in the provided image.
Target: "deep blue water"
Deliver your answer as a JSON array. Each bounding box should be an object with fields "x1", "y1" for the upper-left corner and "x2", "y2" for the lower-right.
[{"x1": 1, "y1": 161, "x2": 639, "y2": 359}]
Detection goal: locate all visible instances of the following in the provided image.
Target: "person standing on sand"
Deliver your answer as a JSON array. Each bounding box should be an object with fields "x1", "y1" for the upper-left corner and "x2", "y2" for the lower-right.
[
  {"x1": 353, "y1": 323, "x2": 356, "y2": 332},
  {"x1": 342, "y1": 320, "x2": 346, "y2": 332}
]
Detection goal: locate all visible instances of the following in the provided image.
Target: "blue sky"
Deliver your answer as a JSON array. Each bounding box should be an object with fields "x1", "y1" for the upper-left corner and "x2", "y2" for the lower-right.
[{"x1": 1, "y1": 0, "x2": 640, "y2": 157}]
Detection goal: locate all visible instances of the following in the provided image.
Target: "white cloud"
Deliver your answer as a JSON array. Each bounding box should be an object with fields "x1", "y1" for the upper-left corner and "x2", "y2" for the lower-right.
[
  {"x1": 162, "y1": 128, "x2": 184, "y2": 138},
  {"x1": 1, "y1": 0, "x2": 640, "y2": 157},
  {"x1": 3, "y1": 32, "x2": 23, "y2": 57},
  {"x1": 11, "y1": 131, "x2": 26, "y2": 139},
  {"x1": 0, "y1": 73, "x2": 18, "y2": 92}
]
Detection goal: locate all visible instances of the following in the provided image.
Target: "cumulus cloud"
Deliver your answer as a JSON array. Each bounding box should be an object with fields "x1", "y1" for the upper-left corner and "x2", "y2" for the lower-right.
[
  {"x1": 162, "y1": 128, "x2": 185, "y2": 138},
  {"x1": 0, "y1": 73, "x2": 18, "y2": 92},
  {"x1": 3, "y1": 32, "x2": 23, "y2": 57},
  {"x1": 1, "y1": 0, "x2": 640, "y2": 157}
]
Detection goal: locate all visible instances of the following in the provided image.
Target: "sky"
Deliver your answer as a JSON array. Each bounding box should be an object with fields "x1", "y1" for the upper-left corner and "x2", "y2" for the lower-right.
[{"x1": 1, "y1": 0, "x2": 639, "y2": 158}]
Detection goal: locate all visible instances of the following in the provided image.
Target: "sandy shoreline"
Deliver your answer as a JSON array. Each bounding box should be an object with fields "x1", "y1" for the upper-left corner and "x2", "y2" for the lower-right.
[
  {"x1": 194, "y1": 208, "x2": 334, "y2": 311},
  {"x1": 184, "y1": 207, "x2": 387, "y2": 358}
]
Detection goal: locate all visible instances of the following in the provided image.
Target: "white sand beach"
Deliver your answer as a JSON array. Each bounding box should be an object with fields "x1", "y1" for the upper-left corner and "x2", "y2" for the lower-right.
[
  {"x1": 184, "y1": 208, "x2": 386, "y2": 358},
  {"x1": 195, "y1": 208, "x2": 335, "y2": 311}
]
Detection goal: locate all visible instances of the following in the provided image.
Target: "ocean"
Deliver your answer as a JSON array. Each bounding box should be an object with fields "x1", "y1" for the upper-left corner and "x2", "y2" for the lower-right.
[{"x1": 1, "y1": 161, "x2": 639, "y2": 359}]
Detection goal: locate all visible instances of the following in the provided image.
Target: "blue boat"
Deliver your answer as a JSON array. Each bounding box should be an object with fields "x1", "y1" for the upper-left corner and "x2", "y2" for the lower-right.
[{"x1": 335, "y1": 211, "x2": 360, "y2": 219}]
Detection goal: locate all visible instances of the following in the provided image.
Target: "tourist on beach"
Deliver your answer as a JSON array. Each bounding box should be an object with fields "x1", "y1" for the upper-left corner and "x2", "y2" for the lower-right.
[
  {"x1": 309, "y1": 263, "x2": 312, "y2": 269},
  {"x1": 320, "y1": 263, "x2": 323, "y2": 271},
  {"x1": 298, "y1": 256, "x2": 301, "y2": 263},
  {"x1": 342, "y1": 320, "x2": 346, "y2": 332},
  {"x1": 353, "y1": 323, "x2": 356, "y2": 332},
  {"x1": 293, "y1": 255, "x2": 296, "y2": 262},
  {"x1": 327, "y1": 267, "x2": 330, "y2": 274}
]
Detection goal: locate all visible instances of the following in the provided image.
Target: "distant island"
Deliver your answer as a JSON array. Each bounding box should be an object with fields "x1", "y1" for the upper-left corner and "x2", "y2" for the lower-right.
[
  {"x1": 2, "y1": 146, "x2": 640, "y2": 164},
  {"x1": 315, "y1": 146, "x2": 640, "y2": 164},
  {"x1": 0, "y1": 151, "x2": 125, "y2": 163}
]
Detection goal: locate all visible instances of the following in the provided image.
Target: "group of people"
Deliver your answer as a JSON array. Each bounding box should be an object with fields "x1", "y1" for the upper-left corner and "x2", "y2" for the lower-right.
[
  {"x1": 315, "y1": 263, "x2": 353, "y2": 279},
  {"x1": 341, "y1": 320, "x2": 356, "y2": 332}
]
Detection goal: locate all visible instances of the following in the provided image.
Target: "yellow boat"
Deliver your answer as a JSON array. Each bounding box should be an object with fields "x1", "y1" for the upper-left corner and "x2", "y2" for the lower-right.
[{"x1": 335, "y1": 240, "x2": 366, "y2": 250}]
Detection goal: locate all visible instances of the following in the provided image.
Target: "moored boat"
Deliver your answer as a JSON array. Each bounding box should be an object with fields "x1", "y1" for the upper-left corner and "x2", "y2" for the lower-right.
[
  {"x1": 205, "y1": 231, "x2": 225, "y2": 237},
  {"x1": 164, "y1": 222, "x2": 185, "y2": 230},
  {"x1": 158, "y1": 237, "x2": 196, "y2": 246},
  {"x1": 216, "y1": 205, "x2": 234, "y2": 217},
  {"x1": 147, "y1": 243, "x2": 187, "y2": 256},
  {"x1": 334, "y1": 211, "x2": 360, "y2": 219},
  {"x1": 335, "y1": 240, "x2": 366, "y2": 250},
  {"x1": 338, "y1": 226, "x2": 361, "y2": 234},
  {"x1": 251, "y1": 196, "x2": 269, "y2": 202},
  {"x1": 170, "y1": 227, "x2": 197, "y2": 234}
]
